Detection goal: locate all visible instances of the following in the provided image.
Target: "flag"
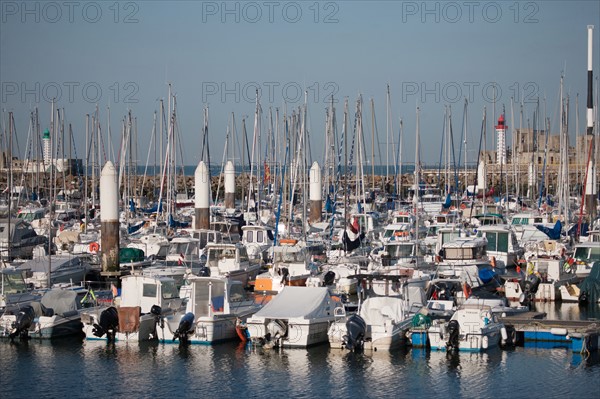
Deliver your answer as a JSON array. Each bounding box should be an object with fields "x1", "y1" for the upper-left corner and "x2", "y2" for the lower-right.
[
  {"x1": 111, "y1": 283, "x2": 118, "y2": 298},
  {"x1": 178, "y1": 253, "x2": 185, "y2": 266},
  {"x1": 264, "y1": 162, "x2": 271, "y2": 184}
]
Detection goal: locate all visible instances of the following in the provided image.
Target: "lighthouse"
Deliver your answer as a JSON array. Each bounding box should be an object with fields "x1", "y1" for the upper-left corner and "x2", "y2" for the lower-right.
[
  {"x1": 43, "y1": 128, "x2": 51, "y2": 168},
  {"x1": 496, "y1": 114, "x2": 507, "y2": 165}
]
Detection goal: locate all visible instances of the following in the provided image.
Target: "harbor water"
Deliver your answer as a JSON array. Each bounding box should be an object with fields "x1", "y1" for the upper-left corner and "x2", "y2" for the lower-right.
[{"x1": 2, "y1": 303, "x2": 599, "y2": 399}]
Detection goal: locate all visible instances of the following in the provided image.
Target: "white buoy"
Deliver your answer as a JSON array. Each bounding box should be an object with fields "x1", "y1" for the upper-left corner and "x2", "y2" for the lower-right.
[
  {"x1": 195, "y1": 161, "x2": 210, "y2": 229},
  {"x1": 224, "y1": 161, "x2": 235, "y2": 210},
  {"x1": 309, "y1": 162, "x2": 322, "y2": 223},
  {"x1": 100, "y1": 161, "x2": 120, "y2": 273}
]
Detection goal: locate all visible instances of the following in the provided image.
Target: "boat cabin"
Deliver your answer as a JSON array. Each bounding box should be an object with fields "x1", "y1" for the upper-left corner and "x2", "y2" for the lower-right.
[{"x1": 120, "y1": 274, "x2": 182, "y2": 314}]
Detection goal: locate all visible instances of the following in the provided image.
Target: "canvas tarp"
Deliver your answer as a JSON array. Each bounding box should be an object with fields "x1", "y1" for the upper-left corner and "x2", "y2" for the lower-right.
[
  {"x1": 40, "y1": 289, "x2": 78, "y2": 315},
  {"x1": 580, "y1": 262, "x2": 600, "y2": 304},
  {"x1": 253, "y1": 287, "x2": 333, "y2": 320},
  {"x1": 359, "y1": 296, "x2": 406, "y2": 325}
]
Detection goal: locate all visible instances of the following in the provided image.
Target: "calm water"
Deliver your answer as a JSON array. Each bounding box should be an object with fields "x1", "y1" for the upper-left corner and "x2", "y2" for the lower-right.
[{"x1": 2, "y1": 304, "x2": 600, "y2": 399}]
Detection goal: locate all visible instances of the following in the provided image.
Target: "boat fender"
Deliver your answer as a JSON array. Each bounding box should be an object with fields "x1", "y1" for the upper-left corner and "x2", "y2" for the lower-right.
[
  {"x1": 550, "y1": 327, "x2": 568, "y2": 336},
  {"x1": 490, "y1": 257, "x2": 496, "y2": 268},
  {"x1": 463, "y1": 283, "x2": 472, "y2": 299},
  {"x1": 500, "y1": 327, "x2": 508, "y2": 342},
  {"x1": 482, "y1": 335, "x2": 489, "y2": 349}
]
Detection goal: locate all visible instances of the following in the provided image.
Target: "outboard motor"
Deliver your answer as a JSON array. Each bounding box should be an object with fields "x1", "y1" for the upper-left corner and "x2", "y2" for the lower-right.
[
  {"x1": 578, "y1": 291, "x2": 589, "y2": 306},
  {"x1": 445, "y1": 319, "x2": 460, "y2": 352},
  {"x1": 151, "y1": 305, "x2": 163, "y2": 329},
  {"x1": 279, "y1": 267, "x2": 290, "y2": 285},
  {"x1": 173, "y1": 312, "x2": 195, "y2": 344},
  {"x1": 519, "y1": 274, "x2": 541, "y2": 307},
  {"x1": 263, "y1": 319, "x2": 287, "y2": 349},
  {"x1": 93, "y1": 306, "x2": 119, "y2": 341},
  {"x1": 343, "y1": 314, "x2": 367, "y2": 351},
  {"x1": 9, "y1": 305, "x2": 36, "y2": 340},
  {"x1": 323, "y1": 271, "x2": 336, "y2": 287}
]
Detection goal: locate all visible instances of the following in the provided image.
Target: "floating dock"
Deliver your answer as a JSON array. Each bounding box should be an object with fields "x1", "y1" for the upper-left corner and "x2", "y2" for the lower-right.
[{"x1": 499, "y1": 315, "x2": 600, "y2": 352}]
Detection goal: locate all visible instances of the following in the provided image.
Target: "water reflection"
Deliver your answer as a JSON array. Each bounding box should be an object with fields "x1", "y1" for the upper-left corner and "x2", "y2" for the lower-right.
[
  {"x1": 1, "y1": 334, "x2": 598, "y2": 398},
  {"x1": 530, "y1": 302, "x2": 600, "y2": 320}
]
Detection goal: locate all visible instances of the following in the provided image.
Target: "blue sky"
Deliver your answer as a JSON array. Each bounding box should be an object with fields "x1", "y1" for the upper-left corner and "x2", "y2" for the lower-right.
[{"x1": 1, "y1": 1, "x2": 599, "y2": 168}]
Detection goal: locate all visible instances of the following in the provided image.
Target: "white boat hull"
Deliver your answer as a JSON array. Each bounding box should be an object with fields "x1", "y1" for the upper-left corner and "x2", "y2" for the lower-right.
[{"x1": 247, "y1": 318, "x2": 332, "y2": 348}]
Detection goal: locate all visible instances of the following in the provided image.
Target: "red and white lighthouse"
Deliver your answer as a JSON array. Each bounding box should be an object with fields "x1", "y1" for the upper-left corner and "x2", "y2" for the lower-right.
[{"x1": 495, "y1": 114, "x2": 507, "y2": 165}]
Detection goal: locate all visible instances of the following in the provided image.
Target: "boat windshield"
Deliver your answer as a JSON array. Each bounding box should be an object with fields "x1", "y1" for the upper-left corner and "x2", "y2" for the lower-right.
[
  {"x1": 1, "y1": 271, "x2": 28, "y2": 294},
  {"x1": 574, "y1": 246, "x2": 600, "y2": 262},
  {"x1": 170, "y1": 242, "x2": 198, "y2": 256},
  {"x1": 229, "y1": 283, "x2": 245, "y2": 302},
  {"x1": 385, "y1": 244, "x2": 413, "y2": 259},
  {"x1": 161, "y1": 280, "x2": 180, "y2": 299},
  {"x1": 274, "y1": 250, "x2": 305, "y2": 263}
]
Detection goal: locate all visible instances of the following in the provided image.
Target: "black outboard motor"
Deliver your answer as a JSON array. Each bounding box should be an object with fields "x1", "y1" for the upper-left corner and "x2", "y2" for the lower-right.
[
  {"x1": 519, "y1": 274, "x2": 541, "y2": 307},
  {"x1": 343, "y1": 313, "x2": 367, "y2": 351},
  {"x1": 279, "y1": 267, "x2": 290, "y2": 285},
  {"x1": 446, "y1": 320, "x2": 460, "y2": 352},
  {"x1": 151, "y1": 305, "x2": 163, "y2": 329},
  {"x1": 93, "y1": 306, "x2": 119, "y2": 341},
  {"x1": 578, "y1": 291, "x2": 589, "y2": 306},
  {"x1": 173, "y1": 312, "x2": 195, "y2": 344},
  {"x1": 9, "y1": 305, "x2": 36, "y2": 340},
  {"x1": 323, "y1": 271, "x2": 336, "y2": 287}
]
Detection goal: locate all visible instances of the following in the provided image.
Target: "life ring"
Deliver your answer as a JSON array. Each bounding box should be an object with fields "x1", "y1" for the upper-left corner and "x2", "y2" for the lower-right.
[
  {"x1": 89, "y1": 242, "x2": 100, "y2": 253},
  {"x1": 460, "y1": 203, "x2": 466, "y2": 210}
]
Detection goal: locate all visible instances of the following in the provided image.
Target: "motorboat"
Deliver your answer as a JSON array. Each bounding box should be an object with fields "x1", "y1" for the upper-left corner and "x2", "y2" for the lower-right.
[
  {"x1": 155, "y1": 276, "x2": 262, "y2": 344},
  {"x1": 246, "y1": 286, "x2": 341, "y2": 348},
  {"x1": 0, "y1": 287, "x2": 98, "y2": 340},
  {"x1": 241, "y1": 224, "x2": 274, "y2": 262},
  {"x1": 475, "y1": 224, "x2": 524, "y2": 269},
  {"x1": 81, "y1": 274, "x2": 183, "y2": 342},
  {"x1": 329, "y1": 289, "x2": 424, "y2": 351},
  {"x1": 254, "y1": 241, "x2": 312, "y2": 292},
  {"x1": 16, "y1": 255, "x2": 91, "y2": 289},
  {"x1": 0, "y1": 218, "x2": 47, "y2": 261},
  {"x1": 0, "y1": 266, "x2": 39, "y2": 311},
  {"x1": 204, "y1": 242, "x2": 262, "y2": 287},
  {"x1": 428, "y1": 304, "x2": 507, "y2": 352}
]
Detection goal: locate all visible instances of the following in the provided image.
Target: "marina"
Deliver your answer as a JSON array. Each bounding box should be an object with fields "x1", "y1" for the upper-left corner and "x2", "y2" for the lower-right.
[{"x1": 2, "y1": 2, "x2": 600, "y2": 398}]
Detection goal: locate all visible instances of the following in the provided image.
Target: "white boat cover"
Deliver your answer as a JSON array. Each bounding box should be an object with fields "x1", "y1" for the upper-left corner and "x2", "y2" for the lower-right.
[
  {"x1": 359, "y1": 296, "x2": 405, "y2": 325},
  {"x1": 253, "y1": 287, "x2": 333, "y2": 319}
]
